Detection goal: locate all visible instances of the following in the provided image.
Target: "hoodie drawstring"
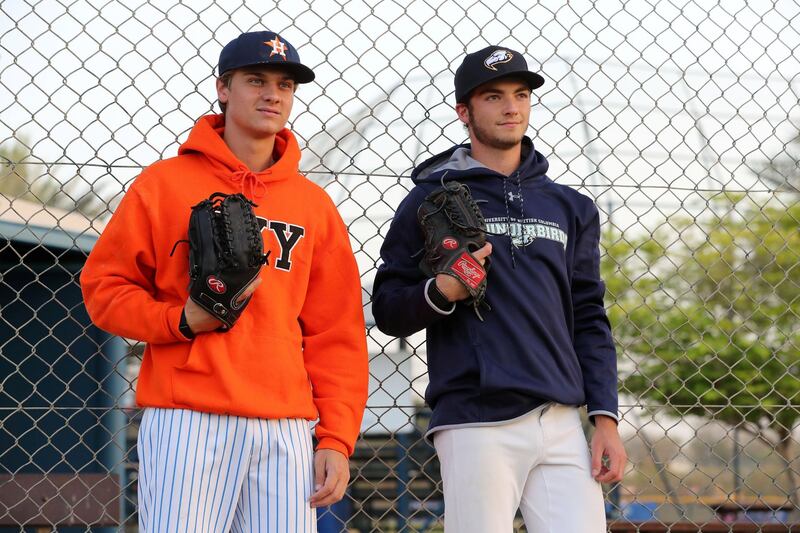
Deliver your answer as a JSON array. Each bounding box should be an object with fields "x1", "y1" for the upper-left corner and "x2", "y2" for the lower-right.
[
  {"x1": 500, "y1": 171, "x2": 525, "y2": 269},
  {"x1": 501, "y1": 175, "x2": 516, "y2": 269},
  {"x1": 517, "y1": 170, "x2": 528, "y2": 255},
  {"x1": 231, "y1": 167, "x2": 267, "y2": 199},
  {"x1": 516, "y1": 172, "x2": 526, "y2": 247}
]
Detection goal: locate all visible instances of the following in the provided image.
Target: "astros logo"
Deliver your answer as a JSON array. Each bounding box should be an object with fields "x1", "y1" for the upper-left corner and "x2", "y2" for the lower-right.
[
  {"x1": 484, "y1": 49, "x2": 513, "y2": 71},
  {"x1": 207, "y1": 275, "x2": 227, "y2": 294},
  {"x1": 264, "y1": 36, "x2": 288, "y2": 59}
]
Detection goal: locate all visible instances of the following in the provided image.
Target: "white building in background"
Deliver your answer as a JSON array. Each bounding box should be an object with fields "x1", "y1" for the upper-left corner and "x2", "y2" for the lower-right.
[{"x1": 361, "y1": 285, "x2": 429, "y2": 436}]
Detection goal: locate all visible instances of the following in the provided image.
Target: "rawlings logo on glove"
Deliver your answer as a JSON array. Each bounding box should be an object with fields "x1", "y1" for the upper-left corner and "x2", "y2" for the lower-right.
[{"x1": 452, "y1": 252, "x2": 484, "y2": 289}]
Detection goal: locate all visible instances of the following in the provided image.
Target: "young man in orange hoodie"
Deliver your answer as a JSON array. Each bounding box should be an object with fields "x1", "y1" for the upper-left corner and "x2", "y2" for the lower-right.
[{"x1": 81, "y1": 30, "x2": 368, "y2": 532}]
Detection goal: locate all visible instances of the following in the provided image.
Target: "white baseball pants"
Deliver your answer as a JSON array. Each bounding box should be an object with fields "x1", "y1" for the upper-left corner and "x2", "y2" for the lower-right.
[
  {"x1": 137, "y1": 408, "x2": 316, "y2": 533},
  {"x1": 433, "y1": 403, "x2": 606, "y2": 532}
]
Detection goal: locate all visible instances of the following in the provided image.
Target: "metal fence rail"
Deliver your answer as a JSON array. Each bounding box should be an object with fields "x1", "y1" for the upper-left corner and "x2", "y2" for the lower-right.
[{"x1": 1, "y1": 0, "x2": 799, "y2": 531}]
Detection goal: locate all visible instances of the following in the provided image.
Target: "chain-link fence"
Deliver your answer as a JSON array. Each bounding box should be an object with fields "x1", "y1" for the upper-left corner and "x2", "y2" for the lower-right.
[{"x1": 2, "y1": 0, "x2": 799, "y2": 531}]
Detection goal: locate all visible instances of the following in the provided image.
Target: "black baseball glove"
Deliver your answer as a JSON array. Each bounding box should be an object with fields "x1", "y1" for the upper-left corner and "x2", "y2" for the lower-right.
[
  {"x1": 184, "y1": 192, "x2": 268, "y2": 329},
  {"x1": 417, "y1": 180, "x2": 490, "y2": 319}
]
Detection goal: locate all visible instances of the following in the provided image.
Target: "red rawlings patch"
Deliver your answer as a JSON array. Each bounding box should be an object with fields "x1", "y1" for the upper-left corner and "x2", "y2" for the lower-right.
[
  {"x1": 206, "y1": 275, "x2": 227, "y2": 294},
  {"x1": 442, "y1": 237, "x2": 459, "y2": 250},
  {"x1": 449, "y1": 252, "x2": 485, "y2": 289}
]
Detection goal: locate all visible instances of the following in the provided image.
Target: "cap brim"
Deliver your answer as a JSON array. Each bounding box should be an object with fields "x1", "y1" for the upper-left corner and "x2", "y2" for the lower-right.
[
  {"x1": 457, "y1": 70, "x2": 545, "y2": 103},
  {"x1": 277, "y1": 62, "x2": 315, "y2": 84},
  {"x1": 219, "y1": 61, "x2": 316, "y2": 84},
  {"x1": 522, "y1": 71, "x2": 545, "y2": 91}
]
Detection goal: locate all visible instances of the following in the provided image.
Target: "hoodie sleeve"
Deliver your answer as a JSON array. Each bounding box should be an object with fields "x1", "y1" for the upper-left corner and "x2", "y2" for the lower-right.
[
  {"x1": 300, "y1": 201, "x2": 369, "y2": 457},
  {"x1": 372, "y1": 187, "x2": 456, "y2": 338},
  {"x1": 80, "y1": 181, "x2": 186, "y2": 344},
  {"x1": 571, "y1": 202, "x2": 619, "y2": 421}
]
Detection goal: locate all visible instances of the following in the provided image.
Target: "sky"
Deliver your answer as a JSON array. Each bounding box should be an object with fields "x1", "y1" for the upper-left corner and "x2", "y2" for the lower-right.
[{"x1": 3, "y1": 0, "x2": 799, "y2": 228}]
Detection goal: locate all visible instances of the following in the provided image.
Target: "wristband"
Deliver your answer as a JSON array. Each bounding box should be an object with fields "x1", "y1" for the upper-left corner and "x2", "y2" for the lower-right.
[
  {"x1": 427, "y1": 278, "x2": 453, "y2": 309},
  {"x1": 179, "y1": 308, "x2": 196, "y2": 340}
]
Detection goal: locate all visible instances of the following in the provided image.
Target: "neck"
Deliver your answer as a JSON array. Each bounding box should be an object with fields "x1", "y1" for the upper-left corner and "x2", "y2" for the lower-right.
[
  {"x1": 469, "y1": 141, "x2": 521, "y2": 176},
  {"x1": 223, "y1": 127, "x2": 276, "y2": 172}
]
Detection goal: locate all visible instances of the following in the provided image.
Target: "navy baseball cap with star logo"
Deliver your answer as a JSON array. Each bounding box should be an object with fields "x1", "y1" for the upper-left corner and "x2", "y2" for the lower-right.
[
  {"x1": 217, "y1": 30, "x2": 315, "y2": 83},
  {"x1": 454, "y1": 45, "x2": 545, "y2": 103}
]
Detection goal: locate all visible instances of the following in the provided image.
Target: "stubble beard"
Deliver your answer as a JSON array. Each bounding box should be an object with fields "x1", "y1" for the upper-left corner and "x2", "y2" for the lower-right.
[
  {"x1": 467, "y1": 109, "x2": 524, "y2": 150},
  {"x1": 471, "y1": 122, "x2": 523, "y2": 150}
]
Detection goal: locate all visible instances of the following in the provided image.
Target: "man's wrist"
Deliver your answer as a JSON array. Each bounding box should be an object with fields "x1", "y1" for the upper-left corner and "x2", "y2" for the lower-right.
[
  {"x1": 593, "y1": 414, "x2": 618, "y2": 428},
  {"x1": 425, "y1": 278, "x2": 456, "y2": 315},
  {"x1": 179, "y1": 308, "x2": 196, "y2": 340},
  {"x1": 428, "y1": 278, "x2": 453, "y2": 307},
  {"x1": 588, "y1": 409, "x2": 619, "y2": 425}
]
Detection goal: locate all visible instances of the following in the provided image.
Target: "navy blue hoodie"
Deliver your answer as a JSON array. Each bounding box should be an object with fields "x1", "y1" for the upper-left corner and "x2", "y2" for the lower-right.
[{"x1": 372, "y1": 137, "x2": 618, "y2": 438}]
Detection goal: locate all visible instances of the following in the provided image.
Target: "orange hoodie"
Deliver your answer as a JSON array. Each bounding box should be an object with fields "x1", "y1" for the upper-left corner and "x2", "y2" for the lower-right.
[{"x1": 80, "y1": 114, "x2": 368, "y2": 456}]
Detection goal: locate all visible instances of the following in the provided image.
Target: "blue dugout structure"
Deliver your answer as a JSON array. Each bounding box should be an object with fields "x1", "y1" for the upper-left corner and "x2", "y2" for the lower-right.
[{"x1": 0, "y1": 215, "x2": 126, "y2": 531}]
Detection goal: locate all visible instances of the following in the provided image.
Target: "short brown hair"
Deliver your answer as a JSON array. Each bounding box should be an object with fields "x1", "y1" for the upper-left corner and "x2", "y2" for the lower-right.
[{"x1": 218, "y1": 71, "x2": 234, "y2": 113}]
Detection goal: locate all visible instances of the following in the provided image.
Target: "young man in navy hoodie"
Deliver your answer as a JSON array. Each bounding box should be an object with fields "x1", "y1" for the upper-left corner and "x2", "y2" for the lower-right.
[{"x1": 372, "y1": 45, "x2": 626, "y2": 531}]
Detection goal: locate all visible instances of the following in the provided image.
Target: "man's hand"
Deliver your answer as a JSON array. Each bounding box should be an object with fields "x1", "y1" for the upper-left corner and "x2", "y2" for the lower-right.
[
  {"x1": 310, "y1": 449, "x2": 350, "y2": 508},
  {"x1": 590, "y1": 415, "x2": 627, "y2": 483},
  {"x1": 184, "y1": 277, "x2": 261, "y2": 334},
  {"x1": 435, "y1": 242, "x2": 492, "y2": 302}
]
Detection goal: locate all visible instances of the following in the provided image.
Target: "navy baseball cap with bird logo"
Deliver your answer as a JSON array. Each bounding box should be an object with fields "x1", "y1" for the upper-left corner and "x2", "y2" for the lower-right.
[
  {"x1": 217, "y1": 30, "x2": 315, "y2": 83},
  {"x1": 454, "y1": 45, "x2": 545, "y2": 103}
]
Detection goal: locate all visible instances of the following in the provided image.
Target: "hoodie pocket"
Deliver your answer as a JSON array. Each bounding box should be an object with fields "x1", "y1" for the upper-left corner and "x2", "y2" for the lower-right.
[
  {"x1": 171, "y1": 334, "x2": 309, "y2": 413},
  {"x1": 465, "y1": 321, "x2": 491, "y2": 392}
]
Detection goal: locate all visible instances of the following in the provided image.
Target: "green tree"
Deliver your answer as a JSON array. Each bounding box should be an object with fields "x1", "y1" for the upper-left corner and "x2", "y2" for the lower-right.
[{"x1": 603, "y1": 194, "x2": 800, "y2": 505}]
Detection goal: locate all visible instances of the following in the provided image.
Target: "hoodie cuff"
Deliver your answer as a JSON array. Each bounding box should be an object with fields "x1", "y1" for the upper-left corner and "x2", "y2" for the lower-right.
[
  {"x1": 424, "y1": 278, "x2": 456, "y2": 315},
  {"x1": 178, "y1": 308, "x2": 196, "y2": 340},
  {"x1": 588, "y1": 410, "x2": 619, "y2": 425},
  {"x1": 316, "y1": 436, "x2": 351, "y2": 457},
  {"x1": 166, "y1": 305, "x2": 192, "y2": 343}
]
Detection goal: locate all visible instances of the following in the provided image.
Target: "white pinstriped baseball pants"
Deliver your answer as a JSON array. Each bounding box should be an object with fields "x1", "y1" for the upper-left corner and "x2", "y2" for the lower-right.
[
  {"x1": 433, "y1": 404, "x2": 606, "y2": 532},
  {"x1": 137, "y1": 408, "x2": 316, "y2": 533}
]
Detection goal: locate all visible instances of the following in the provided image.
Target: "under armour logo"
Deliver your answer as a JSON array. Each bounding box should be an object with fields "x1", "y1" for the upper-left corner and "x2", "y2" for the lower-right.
[
  {"x1": 264, "y1": 36, "x2": 288, "y2": 59},
  {"x1": 508, "y1": 191, "x2": 522, "y2": 202}
]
